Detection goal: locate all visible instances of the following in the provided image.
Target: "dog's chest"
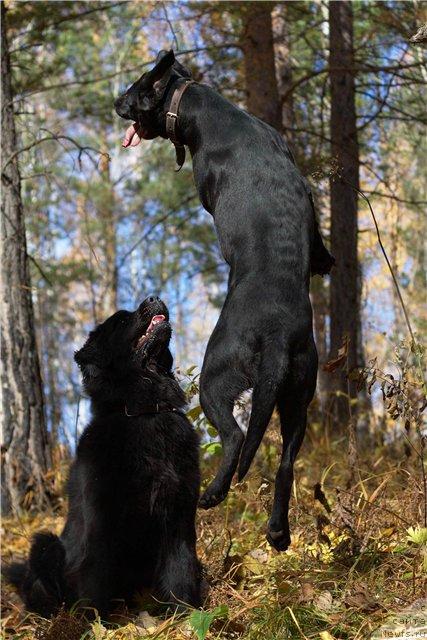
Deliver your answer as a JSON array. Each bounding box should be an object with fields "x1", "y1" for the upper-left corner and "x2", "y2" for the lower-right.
[{"x1": 82, "y1": 422, "x2": 179, "y2": 485}]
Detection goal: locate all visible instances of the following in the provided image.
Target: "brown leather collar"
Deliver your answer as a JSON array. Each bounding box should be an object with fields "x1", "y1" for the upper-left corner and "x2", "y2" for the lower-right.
[{"x1": 165, "y1": 79, "x2": 196, "y2": 172}]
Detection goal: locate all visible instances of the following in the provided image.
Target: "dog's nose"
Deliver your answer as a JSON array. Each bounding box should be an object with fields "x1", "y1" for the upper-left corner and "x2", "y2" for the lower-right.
[{"x1": 147, "y1": 296, "x2": 160, "y2": 304}]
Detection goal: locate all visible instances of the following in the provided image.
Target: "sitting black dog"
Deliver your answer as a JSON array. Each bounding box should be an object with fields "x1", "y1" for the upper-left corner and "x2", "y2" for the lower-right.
[
  {"x1": 114, "y1": 51, "x2": 334, "y2": 552},
  {"x1": 6, "y1": 296, "x2": 202, "y2": 617}
]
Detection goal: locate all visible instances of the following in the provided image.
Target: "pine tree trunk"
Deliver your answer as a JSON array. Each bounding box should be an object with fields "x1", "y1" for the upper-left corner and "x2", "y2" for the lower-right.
[
  {"x1": 1, "y1": 5, "x2": 51, "y2": 515},
  {"x1": 240, "y1": 1, "x2": 282, "y2": 131},
  {"x1": 311, "y1": 277, "x2": 331, "y2": 416},
  {"x1": 272, "y1": 3, "x2": 295, "y2": 147},
  {"x1": 99, "y1": 134, "x2": 118, "y2": 318},
  {"x1": 328, "y1": 0, "x2": 361, "y2": 426}
]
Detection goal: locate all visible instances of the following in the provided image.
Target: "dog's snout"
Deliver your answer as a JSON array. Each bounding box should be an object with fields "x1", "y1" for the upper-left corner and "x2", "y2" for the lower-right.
[
  {"x1": 114, "y1": 95, "x2": 130, "y2": 119},
  {"x1": 139, "y1": 295, "x2": 168, "y2": 321}
]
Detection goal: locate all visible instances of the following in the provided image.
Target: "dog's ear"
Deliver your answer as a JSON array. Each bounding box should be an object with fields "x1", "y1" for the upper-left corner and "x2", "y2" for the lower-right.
[
  {"x1": 143, "y1": 49, "x2": 175, "y2": 92},
  {"x1": 74, "y1": 343, "x2": 102, "y2": 380},
  {"x1": 173, "y1": 58, "x2": 192, "y2": 79},
  {"x1": 158, "y1": 347, "x2": 174, "y2": 376}
]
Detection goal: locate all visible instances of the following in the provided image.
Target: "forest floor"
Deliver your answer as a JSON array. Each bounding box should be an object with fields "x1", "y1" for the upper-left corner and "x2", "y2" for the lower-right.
[{"x1": 2, "y1": 422, "x2": 426, "y2": 640}]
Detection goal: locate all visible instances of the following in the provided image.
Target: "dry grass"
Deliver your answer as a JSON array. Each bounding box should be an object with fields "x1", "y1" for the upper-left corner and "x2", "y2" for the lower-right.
[{"x1": 2, "y1": 420, "x2": 426, "y2": 640}]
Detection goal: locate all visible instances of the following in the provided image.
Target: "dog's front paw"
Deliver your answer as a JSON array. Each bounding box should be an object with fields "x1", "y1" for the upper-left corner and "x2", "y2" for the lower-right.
[
  {"x1": 266, "y1": 527, "x2": 291, "y2": 552},
  {"x1": 198, "y1": 487, "x2": 227, "y2": 509}
]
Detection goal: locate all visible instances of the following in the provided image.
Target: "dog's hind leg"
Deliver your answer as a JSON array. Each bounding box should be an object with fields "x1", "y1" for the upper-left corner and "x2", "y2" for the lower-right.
[
  {"x1": 267, "y1": 344, "x2": 317, "y2": 552},
  {"x1": 198, "y1": 366, "x2": 245, "y2": 509},
  {"x1": 237, "y1": 347, "x2": 290, "y2": 482},
  {"x1": 76, "y1": 544, "x2": 112, "y2": 618},
  {"x1": 154, "y1": 523, "x2": 202, "y2": 609}
]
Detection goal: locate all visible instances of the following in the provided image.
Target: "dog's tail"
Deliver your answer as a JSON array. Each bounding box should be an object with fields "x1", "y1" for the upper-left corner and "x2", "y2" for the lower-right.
[
  {"x1": 4, "y1": 532, "x2": 66, "y2": 617},
  {"x1": 4, "y1": 560, "x2": 28, "y2": 592},
  {"x1": 237, "y1": 347, "x2": 289, "y2": 481},
  {"x1": 303, "y1": 179, "x2": 335, "y2": 276}
]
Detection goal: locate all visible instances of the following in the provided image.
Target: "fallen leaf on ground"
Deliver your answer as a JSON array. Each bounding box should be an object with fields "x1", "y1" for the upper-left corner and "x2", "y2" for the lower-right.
[
  {"x1": 314, "y1": 590, "x2": 333, "y2": 612},
  {"x1": 299, "y1": 582, "x2": 315, "y2": 603},
  {"x1": 134, "y1": 610, "x2": 157, "y2": 633}
]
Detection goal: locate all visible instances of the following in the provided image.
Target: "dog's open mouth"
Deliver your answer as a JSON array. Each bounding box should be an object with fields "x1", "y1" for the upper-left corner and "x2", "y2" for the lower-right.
[
  {"x1": 135, "y1": 314, "x2": 166, "y2": 349},
  {"x1": 122, "y1": 123, "x2": 147, "y2": 148}
]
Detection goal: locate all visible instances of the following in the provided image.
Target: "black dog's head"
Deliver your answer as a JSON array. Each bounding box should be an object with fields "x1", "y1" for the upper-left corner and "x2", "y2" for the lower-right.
[
  {"x1": 114, "y1": 49, "x2": 192, "y2": 145},
  {"x1": 74, "y1": 296, "x2": 183, "y2": 408}
]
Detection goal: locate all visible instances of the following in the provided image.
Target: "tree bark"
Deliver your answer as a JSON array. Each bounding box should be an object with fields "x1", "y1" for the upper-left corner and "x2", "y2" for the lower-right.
[
  {"x1": 1, "y1": 4, "x2": 51, "y2": 515},
  {"x1": 272, "y1": 3, "x2": 295, "y2": 146},
  {"x1": 328, "y1": 0, "x2": 361, "y2": 426},
  {"x1": 98, "y1": 136, "x2": 118, "y2": 318},
  {"x1": 240, "y1": 1, "x2": 282, "y2": 131}
]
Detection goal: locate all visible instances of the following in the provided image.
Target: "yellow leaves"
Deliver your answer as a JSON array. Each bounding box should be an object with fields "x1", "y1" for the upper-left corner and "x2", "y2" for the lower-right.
[
  {"x1": 91, "y1": 619, "x2": 108, "y2": 639},
  {"x1": 407, "y1": 526, "x2": 427, "y2": 545},
  {"x1": 2, "y1": 514, "x2": 63, "y2": 559},
  {"x1": 89, "y1": 613, "x2": 159, "y2": 639},
  {"x1": 319, "y1": 632, "x2": 336, "y2": 640},
  {"x1": 242, "y1": 547, "x2": 269, "y2": 576}
]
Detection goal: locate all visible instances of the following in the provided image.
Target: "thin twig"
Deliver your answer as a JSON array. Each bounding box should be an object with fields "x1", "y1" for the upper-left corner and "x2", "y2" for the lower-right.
[
  {"x1": 2, "y1": 133, "x2": 104, "y2": 173},
  {"x1": 350, "y1": 184, "x2": 415, "y2": 345},
  {"x1": 27, "y1": 255, "x2": 53, "y2": 287},
  {"x1": 161, "y1": 2, "x2": 179, "y2": 51},
  {"x1": 116, "y1": 193, "x2": 197, "y2": 272}
]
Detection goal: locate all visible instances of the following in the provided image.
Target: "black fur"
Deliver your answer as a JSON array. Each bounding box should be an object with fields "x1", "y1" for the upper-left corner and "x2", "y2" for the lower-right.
[
  {"x1": 115, "y1": 51, "x2": 335, "y2": 551},
  {"x1": 5, "y1": 296, "x2": 202, "y2": 616}
]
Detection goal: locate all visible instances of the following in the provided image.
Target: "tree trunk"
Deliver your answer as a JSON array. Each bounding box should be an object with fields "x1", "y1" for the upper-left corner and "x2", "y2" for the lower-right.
[
  {"x1": 1, "y1": 4, "x2": 51, "y2": 515},
  {"x1": 311, "y1": 276, "x2": 330, "y2": 415},
  {"x1": 98, "y1": 135, "x2": 118, "y2": 318},
  {"x1": 272, "y1": 3, "x2": 295, "y2": 147},
  {"x1": 328, "y1": 0, "x2": 360, "y2": 426},
  {"x1": 240, "y1": 1, "x2": 282, "y2": 131}
]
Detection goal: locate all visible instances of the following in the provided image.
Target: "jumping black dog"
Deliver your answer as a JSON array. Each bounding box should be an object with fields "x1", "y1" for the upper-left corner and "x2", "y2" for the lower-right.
[
  {"x1": 115, "y1": 51, "x2": 334, "y2": 551},
  {"x1": 5, "y1": 296, "x2": 202, "y2": 616}
]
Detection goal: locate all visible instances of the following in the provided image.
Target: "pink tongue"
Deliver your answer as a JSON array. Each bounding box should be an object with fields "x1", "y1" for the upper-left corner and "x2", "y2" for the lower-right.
[
  {"x1": 122, "y1": 123, "x2": 145, "y2": 148},
  {"x1": 147, "y1": 314, "x2": 165, "y2": 333}
]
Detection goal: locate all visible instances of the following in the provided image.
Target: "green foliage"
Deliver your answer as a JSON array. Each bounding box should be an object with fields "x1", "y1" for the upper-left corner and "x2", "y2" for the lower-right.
[
  {"x1": 188, "y1": 604, "x2": 228, "y2": 640},
  {"x1": 407, "y1": 526, "x2": 427, "y2": 546},
  {"x1": 200, "y1": 441, "x2": 222, "y2": 456}
]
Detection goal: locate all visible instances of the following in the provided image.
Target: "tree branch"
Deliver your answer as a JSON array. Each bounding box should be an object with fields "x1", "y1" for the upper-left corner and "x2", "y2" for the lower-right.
[
  {"x1": 12, "y1": 2, "x2": 128, "y2": 41},
  {"x1": 2, "y1": 131, "x2": 106, "y2": 173},
  {"x1": 281, "y1": 60, "x2": 425, "y2": 103}
]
